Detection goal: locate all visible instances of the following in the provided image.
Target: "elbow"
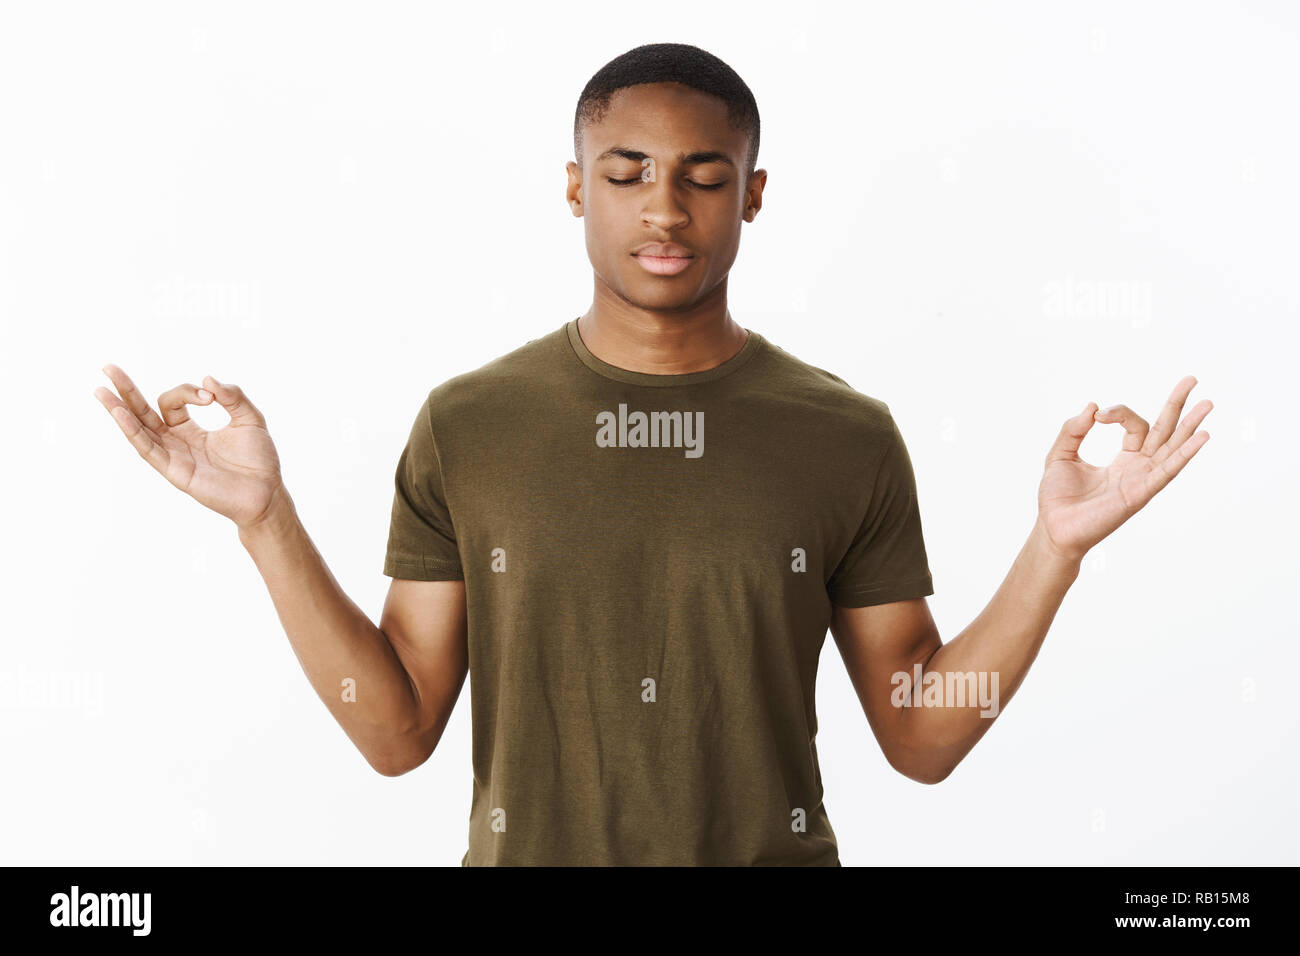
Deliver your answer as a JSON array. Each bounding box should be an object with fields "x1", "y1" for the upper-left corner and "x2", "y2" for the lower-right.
[
  {"x1": 905, "y1": 764, "x2": 954, "y2": 785},
  {"x1": 367, "y1": 750, "x2": 411, "y2": 777},
  {"x1": 371, "y1": 757, "x2": 414, "y2": 778},
  {"x1": 887, "y1": 751, "x2": 955, "y2": 785},
  {"x1": 369, "y1": 711, "x2": 450, "y2": 776},
  {"x1": 367, "y1": 739, "x2": 433, "y2": 778}
]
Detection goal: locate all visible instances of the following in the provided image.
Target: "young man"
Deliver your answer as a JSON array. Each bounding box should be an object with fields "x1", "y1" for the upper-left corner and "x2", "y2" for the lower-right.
[{"x1": 94, "y1": 42, "x2": 1213, "y2": 866}]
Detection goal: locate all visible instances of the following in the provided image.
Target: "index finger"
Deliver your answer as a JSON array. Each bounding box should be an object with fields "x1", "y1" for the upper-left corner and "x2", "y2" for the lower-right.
[
  {"x1": 94, "y1": 386, "x2": 173, "y2": 477},
  {"x1": 101, "y1": 363, "x2": 167, "y2": 434},
  {"x1": 1140, "y1": 375, "x2": 1198, "y2": 457}
]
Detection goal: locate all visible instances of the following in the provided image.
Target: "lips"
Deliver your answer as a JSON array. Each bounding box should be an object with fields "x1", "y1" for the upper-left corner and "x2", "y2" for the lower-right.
[
  {"x1": 631, "y1": 242, "x2": 695, "y2": 276},
  {"x1": 633, "y1": 254, "x2": 694, "y2": 276},
  {"x1": 633, "y1": 242, "x2": 694, "y2": 258}
]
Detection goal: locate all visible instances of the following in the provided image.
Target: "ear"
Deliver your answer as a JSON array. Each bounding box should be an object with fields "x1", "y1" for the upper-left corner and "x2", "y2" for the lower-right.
[
  {"x1": 743, "y1": 168, "x2": 767, "y2": 221},
  {"x1": 565, "y1": 160, "x2": 584, "y2": 217}
]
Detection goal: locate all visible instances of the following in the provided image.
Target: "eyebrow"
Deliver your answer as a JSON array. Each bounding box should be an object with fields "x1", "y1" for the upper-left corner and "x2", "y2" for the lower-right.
[{"x1": 595, "y1": 146, "x2": 735, "y2": 168}]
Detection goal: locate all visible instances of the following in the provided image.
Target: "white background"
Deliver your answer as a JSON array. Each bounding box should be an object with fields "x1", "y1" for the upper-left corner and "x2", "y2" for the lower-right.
[{"x1": 1, "y1": 1, "x2": 1296, "y2": 865}]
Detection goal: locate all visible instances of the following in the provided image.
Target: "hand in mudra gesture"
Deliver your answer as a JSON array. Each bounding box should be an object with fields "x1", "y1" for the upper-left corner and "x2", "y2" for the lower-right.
[
  {"x1": 1037, "y1": 374, "x2": 1213, "y2": 563},
  {"x1": 93, "y1": 364, "x2": 285, "y2": 531}
]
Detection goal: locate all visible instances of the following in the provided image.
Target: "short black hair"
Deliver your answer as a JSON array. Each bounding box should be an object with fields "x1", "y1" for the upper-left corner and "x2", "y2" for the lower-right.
[{"x1": 574, "y1": 42, "x2": 760, "y2": 179}]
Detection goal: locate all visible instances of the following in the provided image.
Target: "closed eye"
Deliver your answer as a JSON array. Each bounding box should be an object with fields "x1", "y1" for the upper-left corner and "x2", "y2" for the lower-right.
[{"x1": 607, "y1": 177, "x2": 727, "y2": 191}]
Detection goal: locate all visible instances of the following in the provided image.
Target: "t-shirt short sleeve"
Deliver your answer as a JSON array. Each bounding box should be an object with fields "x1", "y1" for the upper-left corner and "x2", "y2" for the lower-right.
[
  {"x1": 826, "y1": 412, "x2": 934, "y2": 607},
  {"x1": 382, "y1": 393, "x2": 465, "y2": 581}
]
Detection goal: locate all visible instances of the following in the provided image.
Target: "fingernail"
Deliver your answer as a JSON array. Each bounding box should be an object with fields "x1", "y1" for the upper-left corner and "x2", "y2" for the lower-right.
[{"x1": 197, "y1": 389, "x2": 212, "y2": 401}]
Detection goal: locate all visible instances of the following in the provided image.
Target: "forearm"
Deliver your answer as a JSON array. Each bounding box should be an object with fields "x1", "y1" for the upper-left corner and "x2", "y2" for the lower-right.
[
  {"x1": 236, "y1": 485, "x2": 421, "y2": 774},
  {"x1": 898, "y1": 518, "x2": 1082, "y2": 781}
]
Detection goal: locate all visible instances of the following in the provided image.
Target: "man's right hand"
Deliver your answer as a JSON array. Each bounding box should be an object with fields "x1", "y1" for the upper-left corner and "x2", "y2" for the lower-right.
[{"x1": 94, "y1": 364, "x2": 286, "y2": 532}]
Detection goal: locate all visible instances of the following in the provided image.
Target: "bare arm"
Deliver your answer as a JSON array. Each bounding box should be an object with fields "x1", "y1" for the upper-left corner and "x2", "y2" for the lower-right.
[
  {"x1": 238, "y1": 490, "x2": 467, "y2": 776},
  {"x1": 830, "y1": 520, "x2": 1079, "y2": 784},
  {"x1": 832, "y1": 376, "x2": 1212, "y2": 784},
  {"x1": 94, "y1": 364, "x2": 466, "y2": 777}
]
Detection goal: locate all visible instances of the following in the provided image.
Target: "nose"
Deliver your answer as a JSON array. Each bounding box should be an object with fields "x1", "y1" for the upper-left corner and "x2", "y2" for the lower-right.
[{"x1": 639, "y1": 179, "x2": 689, "y2": 231}]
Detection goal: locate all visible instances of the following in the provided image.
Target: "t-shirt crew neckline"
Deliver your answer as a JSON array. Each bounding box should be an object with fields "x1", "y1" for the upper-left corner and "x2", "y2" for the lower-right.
[{"x1": 565, "y1": 316, "x2": 764, "y2": 387}]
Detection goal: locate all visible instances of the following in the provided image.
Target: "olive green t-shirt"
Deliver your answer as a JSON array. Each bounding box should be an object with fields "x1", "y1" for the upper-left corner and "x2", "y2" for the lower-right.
[{"x1": 383, "y1": 318, "x2": 934, "y2": 866}]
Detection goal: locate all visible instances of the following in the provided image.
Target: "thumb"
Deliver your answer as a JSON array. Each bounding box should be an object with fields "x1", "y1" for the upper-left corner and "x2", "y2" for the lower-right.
[
  {"x1": 202, "y1": 375, "x2": 266, "y2": 428},
  {"x1": 1045, "y1": 401, "x2": 1098, "y2": 466}
]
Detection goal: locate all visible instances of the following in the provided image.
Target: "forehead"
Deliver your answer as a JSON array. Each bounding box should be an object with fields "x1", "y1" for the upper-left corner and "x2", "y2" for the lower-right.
[{"x1": 583, "y1": 82, "x2": 746, "y2": 162}]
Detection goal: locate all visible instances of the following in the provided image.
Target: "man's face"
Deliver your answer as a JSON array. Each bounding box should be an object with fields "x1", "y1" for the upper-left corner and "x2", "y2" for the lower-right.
[{"x1": 566, "y1": 82, "x2": 765, "y2": 313}]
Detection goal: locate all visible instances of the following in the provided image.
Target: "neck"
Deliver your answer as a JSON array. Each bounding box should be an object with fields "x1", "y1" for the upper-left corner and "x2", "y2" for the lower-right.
[{"x1": 579, "y1": 281, "x2": 749, "y2": 375}]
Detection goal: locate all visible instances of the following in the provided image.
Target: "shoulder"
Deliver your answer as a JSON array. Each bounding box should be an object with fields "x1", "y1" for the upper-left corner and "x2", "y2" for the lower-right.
[
  {"x1": 419, "y1": 325, "x2": 567, "y2": 421},
  {"x1": 751, "y1": 332, "x2": 897, "y2": 437}
]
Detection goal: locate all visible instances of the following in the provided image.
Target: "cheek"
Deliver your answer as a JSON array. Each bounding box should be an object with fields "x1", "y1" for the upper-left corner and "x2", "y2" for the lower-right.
[
  {"x1": 583, "y1": 214, "x2": 626, "y2": 271},
  {"x1": 584, "y1": 205, "x2": 625, "y2": 251},
  {"x1": 705, "y1": 229, "x2": 743, "y2": 268}
]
